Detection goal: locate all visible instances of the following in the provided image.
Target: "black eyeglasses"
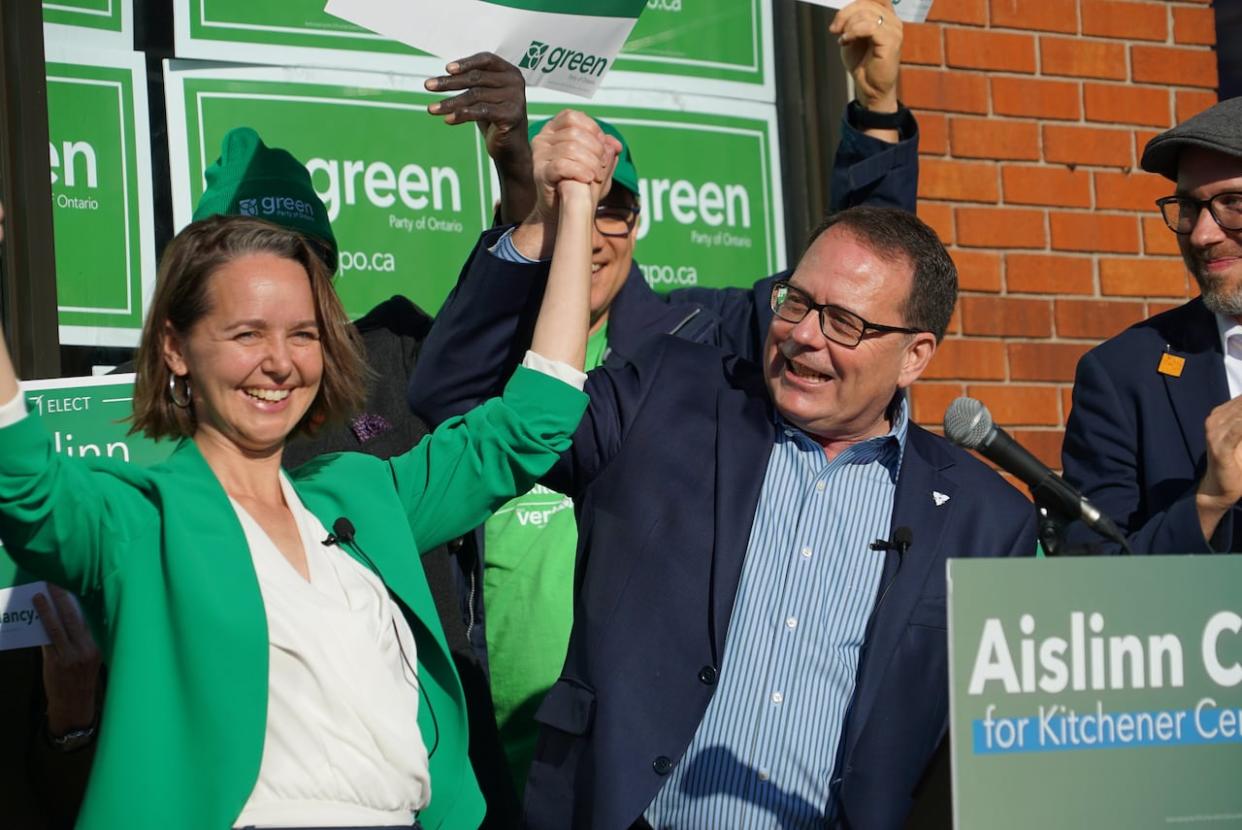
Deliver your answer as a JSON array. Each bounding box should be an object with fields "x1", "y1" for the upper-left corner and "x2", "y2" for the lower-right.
[
  {"x1": 1155, "y1": 192, "x2": 1242, "y2": 235},
  {"x1": 595, "y1": 204, "x2": 640, "y2": 238},
  {"x1": 769, "y1": 280, "x2": 926, "y2": 347}
]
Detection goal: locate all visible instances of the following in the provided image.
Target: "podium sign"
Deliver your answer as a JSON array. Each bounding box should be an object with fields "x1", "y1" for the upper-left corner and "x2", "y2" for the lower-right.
[{"x1": 949, "y1": 557, "x2": 1242, "y2": 829}]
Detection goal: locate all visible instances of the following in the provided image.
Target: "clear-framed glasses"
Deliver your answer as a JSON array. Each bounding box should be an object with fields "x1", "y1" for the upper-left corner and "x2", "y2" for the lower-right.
[
  {"x1": 769, "y1": 280, "x2": 927, "y2": 348},
  {"x1": 594, "y1": 204, "x2": 640, "y2": 238},
  {"x1": 1155, "y1": 192, "x2": 1242, "y2": 235}
]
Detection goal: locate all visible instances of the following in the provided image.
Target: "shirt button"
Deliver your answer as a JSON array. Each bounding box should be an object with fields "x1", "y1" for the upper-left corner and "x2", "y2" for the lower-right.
[
  {"x1": 698, "y1": 665, "x2": 718, "y2": 685},
  {"x1": 653, "y1": 756, "x2": 674, "y2": 775},
  {"x1": 758, "y1": 769, "x2": 770, "y2": 781},
  {"x1": 771, "y1": 691, "x2": 784, "y2": 704},
  {"x1": 816, "y1": 480, "x2": 826, "y2": 492},
  {"x1": 785, "y1": 616, "x2": 798, "y2": 630},
  {"x1": 800, "y1": 546, "x2": 812, "y2": 559}
]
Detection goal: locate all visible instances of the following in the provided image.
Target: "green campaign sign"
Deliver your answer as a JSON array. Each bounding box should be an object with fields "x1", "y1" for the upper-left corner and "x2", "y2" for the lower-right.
[
  {"x1": 0, "y1": 376, "x2": 170, "y2": 649},
  {"x1": 46, "y1": 48, "x2": 156, "y2": 347},
  {"x1": 949, "y1": 557, "x2": 1242, "y2": 829},
  {"x1": 166, "y1": 63, "x2": 494, "y2": 318},
  {"x1": 530, "y1": 92, "x2": 785, "y2": 292},
  {"x1": 611, "y1": 0, "x2": 772, "y2": 98},
  {"x1": 175, "y1": 0, "x2": 436, "y2": 74},
  {"x1": 43, "y1": 0, "x2": 128, "y2": 34}
]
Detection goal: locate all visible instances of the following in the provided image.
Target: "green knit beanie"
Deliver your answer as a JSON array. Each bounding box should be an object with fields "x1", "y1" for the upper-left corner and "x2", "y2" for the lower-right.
[
  {"x1": 193, "y1": 127, "x2": 337, "y2": 271},
  {"x1": 527, "y1": 115, "x2": 640, "y2": 200}
]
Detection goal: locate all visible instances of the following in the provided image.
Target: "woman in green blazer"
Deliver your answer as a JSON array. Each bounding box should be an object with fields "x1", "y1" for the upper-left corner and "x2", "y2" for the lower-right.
[{"x1": 0, "y1": 123, "x2": 618, "y2": 830}]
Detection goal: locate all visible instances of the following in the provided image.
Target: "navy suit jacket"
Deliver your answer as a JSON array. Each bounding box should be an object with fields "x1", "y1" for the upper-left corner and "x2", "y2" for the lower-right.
[
  {"x1": 1062, "y1": 297, "x2": 1237, "y2": 553},
  {"x1": 411, "y1": 240, "x2": 1038, "y2": 830}
]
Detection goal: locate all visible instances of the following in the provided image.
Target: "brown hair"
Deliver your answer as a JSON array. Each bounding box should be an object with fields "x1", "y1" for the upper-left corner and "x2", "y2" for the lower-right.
[{"x1": 129, "y1": 215, "x2": 368, "y2": 441}]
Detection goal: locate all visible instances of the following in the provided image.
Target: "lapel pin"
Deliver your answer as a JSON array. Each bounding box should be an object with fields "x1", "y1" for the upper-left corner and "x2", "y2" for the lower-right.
[
  {"x1": 1158, "y1": 353, "x2": 1185, "y2": 378},
  {"x1": 932, "y1": 491, "x2": 950, "y2": 506}
]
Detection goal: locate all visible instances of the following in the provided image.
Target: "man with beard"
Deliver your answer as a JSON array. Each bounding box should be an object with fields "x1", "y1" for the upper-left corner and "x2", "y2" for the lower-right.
[{"x1": 1063, "y1": 95, "x2": 1242, "y2": 554}]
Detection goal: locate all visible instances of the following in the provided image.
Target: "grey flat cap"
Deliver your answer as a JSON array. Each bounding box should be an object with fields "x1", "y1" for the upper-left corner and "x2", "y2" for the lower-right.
[{"x1": 1141, "y1": 95, "x2": 1242, "y2": 181}]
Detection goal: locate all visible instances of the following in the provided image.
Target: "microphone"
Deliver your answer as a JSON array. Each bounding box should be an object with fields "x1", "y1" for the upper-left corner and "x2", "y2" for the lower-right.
[
  {"x1": 871, "y1": 526, "x2": 914, "y2": 555},
  {"x1": 943, "y1": 397, "x2": 1129, "y2": 549},
  {"x1": 322, "y1": 517, "x2": 357, "y2": 547}
]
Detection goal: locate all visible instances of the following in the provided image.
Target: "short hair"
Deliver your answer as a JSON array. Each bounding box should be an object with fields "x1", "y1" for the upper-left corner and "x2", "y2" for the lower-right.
[
  {"x1": 130, "y1": 215, "x2": 368, "y2": 441},
  {"x1": 807, "y1": 206, "x2": 958, "y2": 341}
]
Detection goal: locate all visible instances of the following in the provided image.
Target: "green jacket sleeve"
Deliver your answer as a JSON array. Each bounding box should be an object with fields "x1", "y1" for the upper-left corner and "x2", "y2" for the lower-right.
[
  {"x1": 0, "y1": 414, "x2": 152, "y2": 597},
  {"x1": 390, "y1": 366, "x2": 587, "y2": 553}
]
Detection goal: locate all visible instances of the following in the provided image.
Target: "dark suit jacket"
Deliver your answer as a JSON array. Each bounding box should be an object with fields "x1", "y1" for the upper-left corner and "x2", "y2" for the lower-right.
[
  {"x1": 410, "y1": 241, "x2": 1038, "y2": 830},
  {"x1": 1062, "y1": 297, "x2": 1238, "y2": 553}
]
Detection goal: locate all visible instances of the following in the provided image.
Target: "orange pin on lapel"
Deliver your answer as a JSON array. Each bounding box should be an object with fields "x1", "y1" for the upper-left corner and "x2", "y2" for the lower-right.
[{"x1": 1158, "y1": 352, "x2": 1185, "y2": 378}]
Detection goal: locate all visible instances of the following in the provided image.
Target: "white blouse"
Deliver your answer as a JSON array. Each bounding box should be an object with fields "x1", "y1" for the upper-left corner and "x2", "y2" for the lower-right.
[{"x1": 231, "y1": 474, "x2": 426, "y2": 828}]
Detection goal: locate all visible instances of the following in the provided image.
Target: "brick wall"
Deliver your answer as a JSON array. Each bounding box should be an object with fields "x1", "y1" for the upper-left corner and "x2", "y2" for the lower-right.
[{"x1": 900, "y1": 0, "x2": 1218, "y2": 475}]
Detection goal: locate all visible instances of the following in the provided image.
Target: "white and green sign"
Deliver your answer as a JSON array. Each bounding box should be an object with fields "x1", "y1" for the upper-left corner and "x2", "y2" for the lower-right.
[
  {"x1": 166, "y1": 62, "x2": 494, "y2": 318},
  {"x1": 325, "y1": 0, "x2": 648, "y2": 97},
  {"x1": 802, "y1": 0, "x2": 933, "y2": 22},
  {"x1": 46, "y1": 47, "x2": 156, "y2": 348},
  {"x1": 608, "y1": 0, "x2": 774, "y2": 101},
  {"x1": 949, "y1": 557, "x2": 1242, "y2": 828},
  {"x1": 529, "y1": 88, "x2": 785, "y2": 292},
  {"x1": 43, "y1": 0, "x2": 132, "y2": 50},
  {"x1": 0, "y1": 375, "x2": 170, "y2": 650},
  {"x1": 174, "y1": 0, "x2": 441, "y2": 75}
]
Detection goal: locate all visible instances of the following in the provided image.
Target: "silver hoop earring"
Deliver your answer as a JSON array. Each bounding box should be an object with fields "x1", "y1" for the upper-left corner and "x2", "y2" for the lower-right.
[{"x1": 168, "y1": 375, "x2": 192, "y2": 408}]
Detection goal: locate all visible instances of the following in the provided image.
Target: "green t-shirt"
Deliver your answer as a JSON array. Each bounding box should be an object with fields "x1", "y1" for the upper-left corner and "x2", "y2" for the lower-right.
[{"x1": 483, "y1": 323, "x2": 609, "y2": 793}]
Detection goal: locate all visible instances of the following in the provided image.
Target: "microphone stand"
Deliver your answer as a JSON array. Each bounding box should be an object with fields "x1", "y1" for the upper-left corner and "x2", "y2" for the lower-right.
[{"x1": 1035, "y1": 501, "x2": 1075, "y2": 557}]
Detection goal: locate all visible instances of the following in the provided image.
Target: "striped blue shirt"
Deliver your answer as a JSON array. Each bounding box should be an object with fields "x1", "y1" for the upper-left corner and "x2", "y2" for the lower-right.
[{"x1": 644, "y1": 397, "x2": 909, "y2": 828}]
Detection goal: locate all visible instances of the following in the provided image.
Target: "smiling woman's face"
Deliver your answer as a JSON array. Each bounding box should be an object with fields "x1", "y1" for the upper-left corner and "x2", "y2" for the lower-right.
[{"x1": 162, "y1": 252, "x2": 323, "y2": 456}]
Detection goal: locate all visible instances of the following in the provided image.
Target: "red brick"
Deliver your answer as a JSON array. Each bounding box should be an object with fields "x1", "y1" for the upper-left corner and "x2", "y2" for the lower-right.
[
  {"x1": 1094, "y1": 171, "x2": 1170, "y2": 212},
  {"x1": 923, "y1": 338, "x2": 1008, "y2": 380},
  {"x1": 953, "y1": 249, "x2": 1003, "y2": 292},
  {"x1": 1008, "y1": 342, "x2": 1092, "y2": 382},
  {"x1": 1143, "y1": 216, "x2": 1181, "y2": 256},
  {"x1": 961, "y1": 296, "x2": 1053, "y2": 337},
  {"x1": 1050, "y1": 212, "x2": 1139, "y2": 253},
  {"x1": 1043, "y1": 125, "x2": 1132, "y2": 168},
  {"x1": 1054, "y1": 298, "x2": 1147, "y2": 338},
  {"x1": 1099, "y1": 257, "x2": 1191, "y2": 296},
  {"x1": 1173, "y1": 6, "x2": 1216, "y2": 46},
  {"x1": 918, "y1": 201, "x2": 955, "y2": 245},
  {"x1": 1176, "y1": 90, "x2": 1219, "y2": 124},
  {"x1": 1061, "y1": 386, "x2": 1073, "y2": 422},
  {"x1": 1147, "y1": 301, "x2": 1183, "y2": 316},
  {"x1": 1002, "y1": 166, "x2": 1091, "y2": 208},
  {"x1": 1040, "y1": 37, "x2": 1126, "y2": 81},
  {"x1": 1084, "y1": 83, "x2": 1171, "y2": 128},
  {"x1": 902, "y1": 22, "x2": 944, "y2": 65},
  {"x1": 957, "y1": 207, "x2": 1046, "y2": 248},
  {"x1": 1132, "y1": 45, "x2": 1218, "y2": 89},
  {"x1": 945, "y1": 28, "x2": 1036, "y2": 72},
  {"x1": 1080, "y1": 0, "x2": 1167, "y2": 41},
  {"x1": 1134, "y1": 129, "x2": 1163, "y2": 163},
  {"x1": 927, "y1": 0, "x2": 987, "y2": 26},
  {"x1": 946, "y1": 306, "x2": 963, "y2": 336},
  {"x1": 1006, "y1": 253, "x2": 1095, "y2": 294},
  {"x1": 919, "y1": 158, "x2": 999, "y2": 202},
  {"x1": 902, "y1": 68, "x2": 990, "y2": 114},
  {"x1": 990, "y1": 0, "x2": 1077, "y2": 33},
  {"x1": 910, "y1": 382, "x2": 966, "y2": 424},
  {"x1": 1012, "y1": 429, "x2": 1065, "y2": 469},
  {"x1": 950, "y1": 118, "x2": 1041, "y2": 160},
  {"x1": 991, "y1": 77, "x2": 1080, "y2": 121},
  {"x1": 920, "y1": 113, "x2": 949, "y2": 155},
  {"x1": 967, "y1": 383, "x2": 1062, "y2": 425}
]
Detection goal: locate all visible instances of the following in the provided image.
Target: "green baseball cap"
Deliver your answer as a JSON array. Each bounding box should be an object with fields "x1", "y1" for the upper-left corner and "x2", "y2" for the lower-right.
[
  {"x1": 527, "y1": 115, "x2": 640, "y2": 200},
  {"x1": 192, "y1": 127, "x2": 337, "y2": 271}
]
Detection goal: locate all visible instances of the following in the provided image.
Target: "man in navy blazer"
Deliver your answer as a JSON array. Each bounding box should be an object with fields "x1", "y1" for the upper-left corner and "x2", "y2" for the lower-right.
[
  {"x1": 411, "y1": 119, "x2": 1036, "y2": 827},
  {"x1": 1063, "y1": 96, "x2": 1242, "y2": 554}
]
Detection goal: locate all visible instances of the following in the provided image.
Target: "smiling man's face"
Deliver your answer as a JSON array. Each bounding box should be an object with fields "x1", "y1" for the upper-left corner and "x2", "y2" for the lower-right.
[
  {"x1": 764, "y1": 225, "x2": 933, "y2": 447},
  {"x1": 1176, "y1": 148, "x2": 1242, "y2": 319}
]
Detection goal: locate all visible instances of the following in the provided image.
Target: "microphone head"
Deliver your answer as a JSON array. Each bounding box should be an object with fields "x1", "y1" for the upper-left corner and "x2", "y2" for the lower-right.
[
  {"x1": 892, "y1": 526, "x2": 914, "y2": 549},
  {"x1": 943, "y1": 397, "x2": 994, "y2": 450},
  {"x1": 333, "y1": 517, "x2": 357, "y2": 542}
]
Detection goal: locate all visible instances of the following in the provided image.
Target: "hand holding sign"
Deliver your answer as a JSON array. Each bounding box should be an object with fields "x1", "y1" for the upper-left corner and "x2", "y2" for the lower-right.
[
  {"x1": 34, "y1": 584, "x2": 101, "y2": 737},
  {"x1": 830, "y1": 0, "x2": 903, "y2": 115}
]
